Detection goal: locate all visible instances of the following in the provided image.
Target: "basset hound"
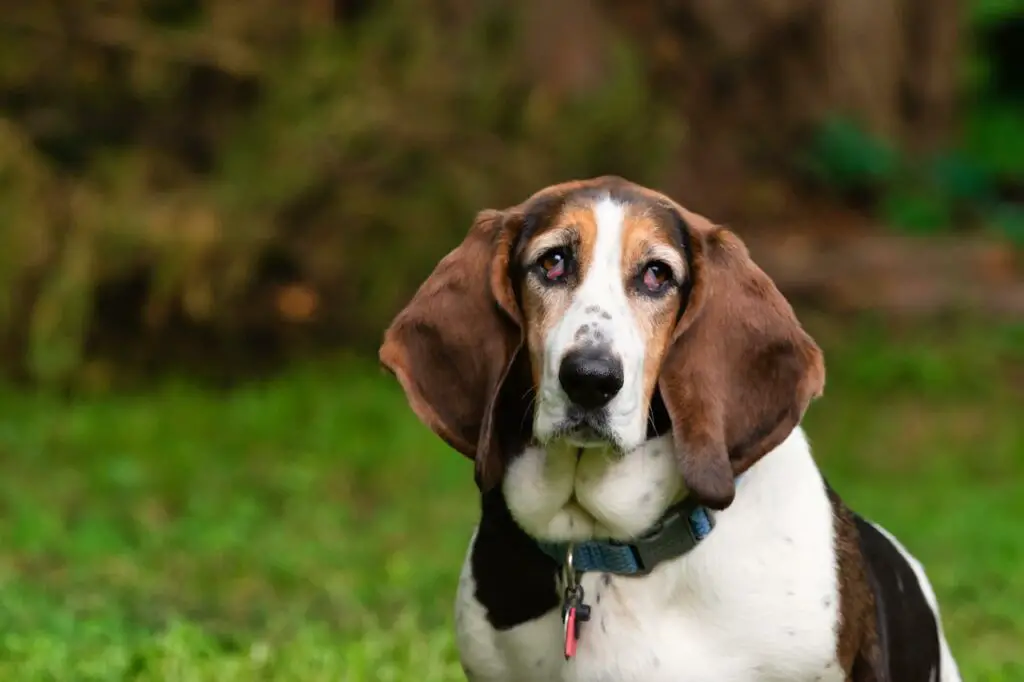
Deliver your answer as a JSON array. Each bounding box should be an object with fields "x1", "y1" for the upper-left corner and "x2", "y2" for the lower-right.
[{"x1": 380, "y1": 176, "x2": 961, "y2": 682}]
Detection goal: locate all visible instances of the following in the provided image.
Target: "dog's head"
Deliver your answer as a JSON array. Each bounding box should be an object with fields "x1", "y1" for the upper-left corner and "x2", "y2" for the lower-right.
[{"x1": 380, "y1": 176, "x2": 824, "y2": 510}]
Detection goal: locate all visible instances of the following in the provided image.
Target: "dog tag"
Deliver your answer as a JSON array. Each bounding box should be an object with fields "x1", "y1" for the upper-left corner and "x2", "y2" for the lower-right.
[
  {"x1": 561, "y1": 543, "x2": 591, "y2": 660},
  {"x1": 562, "y1": 584, "x2": 591, "y2": 659},
  {"x1": 563, "y1": 603, "x2": 578, "y2": 659}
]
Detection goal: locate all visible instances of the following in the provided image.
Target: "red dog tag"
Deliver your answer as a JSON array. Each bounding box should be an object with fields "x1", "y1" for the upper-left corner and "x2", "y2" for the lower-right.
[
  {"x1": 561, "y1": 546, "x2": 590, "y2": 660},
  {"x1": 563, "y1": 605, "x2": 578, "y2": 659}
]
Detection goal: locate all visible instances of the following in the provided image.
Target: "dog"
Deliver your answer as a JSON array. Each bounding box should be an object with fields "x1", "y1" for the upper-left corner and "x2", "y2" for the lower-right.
[{"x1": 380, "y1": 176, "x2": 960, "y2": 682}]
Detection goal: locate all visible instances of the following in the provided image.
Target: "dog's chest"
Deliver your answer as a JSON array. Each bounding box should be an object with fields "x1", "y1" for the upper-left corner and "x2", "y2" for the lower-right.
[
  {"x1": 456, "y1": 542, "x2": 845, "y2": 682},
  {"x1": 456, "y1": 432, "x2": 847, "y2": 682}
]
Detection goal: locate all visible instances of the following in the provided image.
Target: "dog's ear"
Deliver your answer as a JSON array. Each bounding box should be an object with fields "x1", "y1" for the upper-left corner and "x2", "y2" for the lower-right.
[
  {"x1": 379, "y1": 209, "x2": 527, "y2": 489},
  {"x1": 657, "y1": 207, "x2": 825, "y2": 510}
]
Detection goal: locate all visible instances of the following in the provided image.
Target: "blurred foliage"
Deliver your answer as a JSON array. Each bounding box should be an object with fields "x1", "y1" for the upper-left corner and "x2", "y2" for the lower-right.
[
  {"x1": 806, "y1": 1, "x2": 1024, "y2": 240},
  {"x1": 0, "y1": 0, "x2": 682, "y2": 385},
  {"x1": 0, "y1": 0, "x2": 1021, "y2": 385}
]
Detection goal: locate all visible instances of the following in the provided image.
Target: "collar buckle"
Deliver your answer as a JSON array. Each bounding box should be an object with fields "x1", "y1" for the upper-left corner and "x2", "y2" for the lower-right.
[{"x1": 626, "y1": 500, "x2": 711, "y2": 575}]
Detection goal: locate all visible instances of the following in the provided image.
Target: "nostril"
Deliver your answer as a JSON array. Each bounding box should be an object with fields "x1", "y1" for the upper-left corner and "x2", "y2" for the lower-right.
[{"x1": 558, "y1": 347, "x2": 625, "y2": 410}]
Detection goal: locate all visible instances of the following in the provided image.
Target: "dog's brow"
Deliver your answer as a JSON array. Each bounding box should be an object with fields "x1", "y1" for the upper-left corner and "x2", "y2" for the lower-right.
[
  {"x1": 524, "y1": 226, "x2": 577, "y2": 262},
  {"x1": 642, "y1": 243, "x2": 686, "y2": 279}
]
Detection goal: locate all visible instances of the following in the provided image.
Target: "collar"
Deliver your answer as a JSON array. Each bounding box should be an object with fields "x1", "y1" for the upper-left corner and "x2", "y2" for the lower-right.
[{"x1": 535, "y1": 491, "x2": 726, "y2": 577}]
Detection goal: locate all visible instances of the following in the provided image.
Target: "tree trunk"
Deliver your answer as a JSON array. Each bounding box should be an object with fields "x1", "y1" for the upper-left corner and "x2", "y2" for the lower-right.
[{"x1": 601, "y1": 0, "x2": 964, "y2": 216}]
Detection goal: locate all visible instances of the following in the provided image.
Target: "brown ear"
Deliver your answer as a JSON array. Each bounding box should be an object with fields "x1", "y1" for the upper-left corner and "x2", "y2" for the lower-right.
[
  {"x1": 379, "y1": 209, "x2": 525, "y2": 489},
  {"x1": 658, "y1": 208, "x2": 825, "y2": 510}
]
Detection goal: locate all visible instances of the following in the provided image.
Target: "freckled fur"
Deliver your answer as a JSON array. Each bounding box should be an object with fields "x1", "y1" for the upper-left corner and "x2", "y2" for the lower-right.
[{"x1": 521, "y1": 196, "x2": 686, "y2": 452}]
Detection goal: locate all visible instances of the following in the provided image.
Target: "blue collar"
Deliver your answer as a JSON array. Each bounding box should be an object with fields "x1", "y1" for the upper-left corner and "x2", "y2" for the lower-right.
[{"x1": 536, "y1": 496, "x2": 718, "y2": 576}]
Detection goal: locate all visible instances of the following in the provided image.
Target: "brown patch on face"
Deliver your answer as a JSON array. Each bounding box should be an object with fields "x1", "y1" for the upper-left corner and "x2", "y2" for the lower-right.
[
  {"x1": 619, "y1": 207, "x2": 686, "y2": 409},
  {"x1": 518, "y1": 203, "x2": 600, "y2": 389}
]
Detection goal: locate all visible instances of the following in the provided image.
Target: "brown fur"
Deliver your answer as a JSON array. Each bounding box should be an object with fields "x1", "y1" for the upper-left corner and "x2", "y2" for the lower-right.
[
  {"x1": 378, "y1": 208, "x2": 522, "y2": 489},
  {"x1": 379, "y1": 176, "x2": 825, "y2": 508},
  {"x1": 619, "y1": 205, "x2": 687, "y2": 411},
  {"x1": 829, "y1": 489, "x2": 887, "y2": 681}
]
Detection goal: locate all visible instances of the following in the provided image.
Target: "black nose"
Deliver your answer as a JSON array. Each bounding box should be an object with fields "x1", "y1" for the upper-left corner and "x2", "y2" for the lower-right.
[{"x1": 558, "y1": 347, "x2": 624, "y2": 410}]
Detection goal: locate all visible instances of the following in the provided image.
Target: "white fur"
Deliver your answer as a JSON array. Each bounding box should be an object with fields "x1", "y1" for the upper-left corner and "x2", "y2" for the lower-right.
[
  {"x1": 533, "y1": 197, "x2": 649, "y2": 451},
  {"x1": 869, "y1": 523, "x2": 962, "y2": 682},
  {"x1": 503, "y1": 436, "x2": 681, "y2": 542},
  {"x1": 459, "y1": 428, "x2": 848, "y2": 682}
]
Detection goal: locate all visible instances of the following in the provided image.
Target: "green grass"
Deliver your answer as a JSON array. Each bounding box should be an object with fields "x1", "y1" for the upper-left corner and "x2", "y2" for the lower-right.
[{"x1": 0, "y1": 319, "x2": 1022, "y2": 680}]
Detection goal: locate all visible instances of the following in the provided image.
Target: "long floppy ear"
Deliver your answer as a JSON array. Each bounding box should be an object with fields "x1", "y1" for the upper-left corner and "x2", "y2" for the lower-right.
[
  {"x1": 658, "y1": 208, "x2": 825, "y2": 510},
  {"x1": 379, "y1": 209, "x2": 526, "y2": 489}
]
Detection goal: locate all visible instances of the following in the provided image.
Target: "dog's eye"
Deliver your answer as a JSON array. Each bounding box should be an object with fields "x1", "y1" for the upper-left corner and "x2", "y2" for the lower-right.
[
  {"x1": 537, "y1": 248, "x2": 571, "y2": 283},
  {"x1": 641, "y1": 261, "x2": 673, "y2": 293}
]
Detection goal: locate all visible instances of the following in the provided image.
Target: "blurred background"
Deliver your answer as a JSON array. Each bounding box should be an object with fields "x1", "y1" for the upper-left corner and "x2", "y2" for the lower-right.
[{"x1": 0, "y1": 1, "x2": 1021, "y2": 679}]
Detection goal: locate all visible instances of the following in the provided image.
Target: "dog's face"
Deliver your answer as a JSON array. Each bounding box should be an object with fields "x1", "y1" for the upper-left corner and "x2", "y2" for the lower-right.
[
  {"x1": 380, "y1": 176, "x2": 824, "y2": 512},
  {"x1": 515, "y1": 194, "x2": 685, "y2": 454}
]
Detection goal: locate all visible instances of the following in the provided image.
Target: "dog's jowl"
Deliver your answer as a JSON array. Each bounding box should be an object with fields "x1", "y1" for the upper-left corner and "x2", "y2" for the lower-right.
[{"x1": 380, "y1": 176, "x2": 960, "y2": 682}]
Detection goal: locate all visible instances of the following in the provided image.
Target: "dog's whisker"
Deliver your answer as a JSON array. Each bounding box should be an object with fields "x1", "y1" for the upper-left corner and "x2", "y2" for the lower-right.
[
  {"x1": 646, "y1": 410, "x2": 658, "y2": 436},
  {"x1": 519, "y1": 397, "x2": 536, "y2": 430}
]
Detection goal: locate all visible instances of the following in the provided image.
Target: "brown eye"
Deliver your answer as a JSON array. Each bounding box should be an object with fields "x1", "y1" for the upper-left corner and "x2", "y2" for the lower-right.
[
  {"x1": 537, "y1": 248, "x2": 571, "y2": 283},
  {"x1": 641, "y1": 261, "x2": 672, "y2": 293}
]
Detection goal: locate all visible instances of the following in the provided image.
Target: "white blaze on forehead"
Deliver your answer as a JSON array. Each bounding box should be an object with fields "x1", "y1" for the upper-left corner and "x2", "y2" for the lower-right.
[
  {"x1": 592, "y1": 196, "x2": 628, "y2": 275},
  {"x1": 534, "y1": 194, "x2": 650, "y2": 449},
  {"x1": 578, "y1": 197, "x2": 626, "y2": 297}
]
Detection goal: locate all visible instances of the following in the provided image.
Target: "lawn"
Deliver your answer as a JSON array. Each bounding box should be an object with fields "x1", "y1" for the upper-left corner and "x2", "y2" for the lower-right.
[{"x1": 0, "y1": 318, "x2": 1021, "y2": 681}]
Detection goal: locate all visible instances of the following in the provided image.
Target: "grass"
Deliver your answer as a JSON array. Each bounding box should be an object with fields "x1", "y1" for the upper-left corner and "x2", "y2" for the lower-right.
[{"x1": 0, "y1": 318, "x2": 1021, "y2": 680}]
